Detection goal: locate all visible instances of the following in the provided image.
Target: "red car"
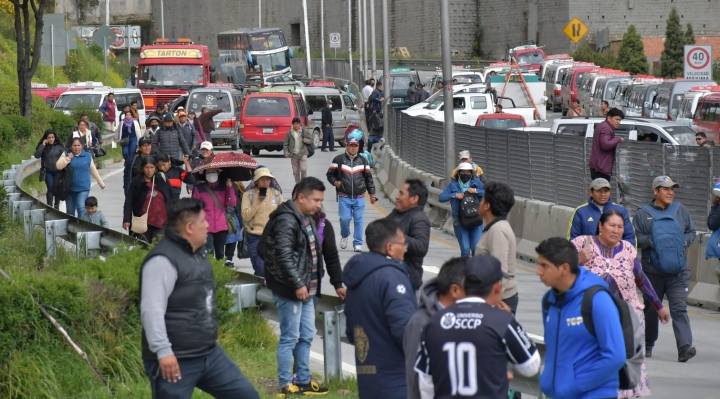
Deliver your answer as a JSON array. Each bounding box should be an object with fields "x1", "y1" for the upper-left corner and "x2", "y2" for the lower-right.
[{"x1": 475, "y1": 113, "x2": 527, "y2": 129}]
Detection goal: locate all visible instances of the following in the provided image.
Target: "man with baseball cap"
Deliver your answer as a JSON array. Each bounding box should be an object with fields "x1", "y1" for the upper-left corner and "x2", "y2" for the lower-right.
[
  {"x1": 567, "y1": 177, "x2": 635, "y2": 245},
  {"x1": 327, "y1": 137, "x2": 377, "y2": 252},
  {"x1": 176, "y1": 110, "x2": 197, "y2": 158},
  {"x1": 451, "y1": 150, "x2": 485, "y2": 181},
  {"x1": 415, "y1": 255, "x2": 540, "y2": 399},
  {"x1": 633, "y1": 176, "x2": 697, "y2": 361}
]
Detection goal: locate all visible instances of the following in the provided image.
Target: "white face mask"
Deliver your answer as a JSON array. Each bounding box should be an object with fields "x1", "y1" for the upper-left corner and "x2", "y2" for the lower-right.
[{"x1": 205, "y1": 172, "x2": 219, "y2": 184}]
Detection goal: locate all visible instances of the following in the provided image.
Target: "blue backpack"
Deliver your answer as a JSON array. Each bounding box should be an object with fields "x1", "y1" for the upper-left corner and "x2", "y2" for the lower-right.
[{"x1": 640, "y1": 202, "x2": 686, "y2": 274}]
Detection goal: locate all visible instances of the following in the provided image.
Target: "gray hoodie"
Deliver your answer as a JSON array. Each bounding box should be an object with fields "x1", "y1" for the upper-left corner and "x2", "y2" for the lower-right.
[{"x1": 403, "y1": 278, "x2": 442, "y2": 399}]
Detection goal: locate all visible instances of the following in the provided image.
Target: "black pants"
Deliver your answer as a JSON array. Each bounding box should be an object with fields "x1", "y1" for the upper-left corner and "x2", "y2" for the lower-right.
[
  {"x1": 590, "y1": 168, "x2": 611, "y2": 180},
  {"x1": 225, "y1": 242, "x2": 236, "y2": 261},
  {"x1": 321, "y1": 126, "x2": 334, "y2": 150},
  {"x1": 206, "y1": 231, "x2": 229, "y2": 260},
  {"x1": 643, "y1": 269, "x2": 693, "y2": 351},
  {"x1": 133, "y1": 225, "x2": 164, "y2": 244}
]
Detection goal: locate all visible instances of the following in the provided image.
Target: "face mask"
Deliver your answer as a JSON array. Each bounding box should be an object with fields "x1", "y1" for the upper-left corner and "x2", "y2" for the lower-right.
[
  {"x1": 205, "y1": 173, "x2": 219, "y2": 184},
  {"x1": 163, "y1": 124, "x2": 173, "y2": 130},
  {"x1": 459, "y1": 174, "x2": 471, "y2": 183}
]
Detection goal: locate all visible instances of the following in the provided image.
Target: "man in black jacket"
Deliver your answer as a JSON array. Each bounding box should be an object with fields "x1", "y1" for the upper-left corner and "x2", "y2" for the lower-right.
[
  {"x1": 326, "y1": 137, "x2": 377, "y2": 252},
  {"x1": 407, "y1": 82, "x2": 417, "y2": 107},
  {"x1": 321, "y1": 99, "x2": 335, "y2": 152},
  {"x1": 152, "y1": 115, "x2": 191, "y2": 162},
  {"x1": 139, "y1": 198, "x2": 259, "y2": 398},
  {"x1": 262, "y1": 177, "x2": 329, "y2": 396},
  {"x1": 385, "y1": 178, "x2": 431, "y2": 289},
  {"x1": 146, "y1": 103, "x2": 173, "y2": 125},
  {"x1": 416, "y1": 83, "x2": 430, "y2": 103}
]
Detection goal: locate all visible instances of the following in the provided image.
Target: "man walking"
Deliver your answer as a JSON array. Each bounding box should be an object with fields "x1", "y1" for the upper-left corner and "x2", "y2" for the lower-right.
[
  {"x1": 326, "y1": 137, "x2": 377, "y2": 252},
  {"x1": 152, "y1": 115, "x2": 191, "y2": 163},
  {"x1": 535, "y1": 237, "x2": 626, "y2": 399},
  {"x1": 283, "y1": 117, "x2": 312, "y2": 183},
  {"x1": 199, "y1": 107, "x2": 225, "y2": 142},
  {"x1": 404, "y1": 257, "x2": 466, "y2": 399},
  {"x1": 567, "y1": 178, "x2": 636, "y2": 244},
  {"x1": 385, "y1": 178, "x2": 431, "y2": 290},
  {"x1": 146, "y1": 102, "x2": 173, "y2": 125},
  {"x1": 477, "y1": 181, "x2": 520, "y2": 314},
  {"x1": 362, "y1": 79, "x2": 375, "y2": 103},
  {"x1": 416, "y1": 84, "x2": 430, "y2": 103},
  {"x1": 139, "y1": 198, "x2": 259, "y2": 398},
  {"x1": 344, "y1": 219, "x2": 418, "y2": 399},
  {"x1": 633, "y1": 176, "x2": 697, "y2": 361},
  {"x1": 176, "y1": 110, "x2": 197, "y2": 158},
  {"x1": 262, "y1": 177, "x2": 329, "y2": 396},
  {"x1": 588, "y1": 107, "x2": 624, "y2": 180},
  {"x1": 415, "y1": 255, "x2": 540, "y2": 399},
  {"x1": 99, "y1": 93, "x2": 116, "y2": 132},
  {"x1": 407, "y1": 82, "x2": 418, "y2": 107},
  {"x1": 321, "y1": 99, "x2": 336, "y2": 152}
]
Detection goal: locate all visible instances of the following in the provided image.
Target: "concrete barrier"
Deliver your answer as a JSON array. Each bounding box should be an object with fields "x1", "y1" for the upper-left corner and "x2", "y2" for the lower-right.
[{"x1": 372, "y1": 144, "x2": 720, "y2": 311}]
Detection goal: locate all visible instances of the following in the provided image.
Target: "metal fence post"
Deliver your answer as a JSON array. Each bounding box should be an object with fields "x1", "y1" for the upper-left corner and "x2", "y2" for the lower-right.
[
  {"x1": 527, "y1": 132, "x2": 534, "y2": 199},
  {"x1": 24, "y1": 209, "x2": 45, "y2": 241},
  {"x1": 45, "y1": 219, "x2": 68, "y2": 257},
  {"x1": 322, "y1": 310, "x2": 343, "y2": 381}
]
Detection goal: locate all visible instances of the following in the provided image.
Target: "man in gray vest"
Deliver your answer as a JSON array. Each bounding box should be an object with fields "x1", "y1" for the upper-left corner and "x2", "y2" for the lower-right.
[{"x1": 139, "y1": 198, "x2": 259, "y2": 398}]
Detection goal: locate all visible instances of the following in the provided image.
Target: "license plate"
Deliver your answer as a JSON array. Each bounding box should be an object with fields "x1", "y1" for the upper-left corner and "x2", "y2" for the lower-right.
[
  {"x1": 262, "y1": 128, "x2": 273, "y2": 134},
  {"x1": 393, "y1": 98, "x2": 402, "y2": 103}
]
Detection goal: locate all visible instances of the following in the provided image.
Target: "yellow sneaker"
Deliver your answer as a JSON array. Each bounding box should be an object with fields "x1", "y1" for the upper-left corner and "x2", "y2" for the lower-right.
[
  {"x1": 277, "y1": 383, "x2": 302, "y2": 397},
  {"x1": 297, "y1": 381, "x2": 329, "y2": 396}
]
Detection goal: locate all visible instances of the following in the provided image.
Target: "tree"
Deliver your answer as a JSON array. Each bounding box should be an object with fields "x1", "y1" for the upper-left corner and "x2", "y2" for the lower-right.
[
  {"x1": 571, "y1": 47, "x2": 618, "y2": 69},
  {"x1": 10, "y1": 0, "x2": 50, "y2": 121},
  {"x1": 660, "y1": 7, "x2": 685, "y2": 78},
  {"x1": 617, "y1": 25, "x2": 649, "y2": 75},
  {"x1": 685, "y1": 23, "x2": 696, "y2": 45}
]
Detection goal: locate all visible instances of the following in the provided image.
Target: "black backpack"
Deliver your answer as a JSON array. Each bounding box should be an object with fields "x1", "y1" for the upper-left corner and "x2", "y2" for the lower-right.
[
  {"x1": 52, "y1": 163, "x2": 74, "y2": 201},
  {"x1": 458, "y1": 192, "x2": 483, "y2": 228}
]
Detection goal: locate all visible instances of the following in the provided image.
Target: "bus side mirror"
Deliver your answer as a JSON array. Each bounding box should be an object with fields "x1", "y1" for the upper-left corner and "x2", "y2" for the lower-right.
[
  {"x1": 670, "y1": 109, "x2": 678, "y2": 117},
  {"x1": 629, "y1": 130, "x2": 638, "y2": 141}
]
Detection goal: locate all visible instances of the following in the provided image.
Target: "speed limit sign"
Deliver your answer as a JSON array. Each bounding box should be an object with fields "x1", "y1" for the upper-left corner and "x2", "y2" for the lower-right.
[{"x1": 684, "y1": 45, "x2": 712, "y2": 80}]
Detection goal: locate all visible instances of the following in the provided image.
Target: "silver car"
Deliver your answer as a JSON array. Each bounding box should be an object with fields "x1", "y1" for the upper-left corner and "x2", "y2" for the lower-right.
[
  {"x1": 295, "y1": 87, "x2": 362, "y2": 147},
  {"x1": 186, "y1": 85, "x2": 244, "y2": 150}
]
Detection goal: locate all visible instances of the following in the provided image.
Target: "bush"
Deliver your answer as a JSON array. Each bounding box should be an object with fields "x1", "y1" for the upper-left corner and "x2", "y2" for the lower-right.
[
  {"x1": 5, "y1": 114, "x2": 33, "y2": 141},
  {"x1": 0, "y1": 117, "x2": 13, "y2": 152},
  {"x1": 49, "y1": 111, "x2": 77, "y2": 144}
]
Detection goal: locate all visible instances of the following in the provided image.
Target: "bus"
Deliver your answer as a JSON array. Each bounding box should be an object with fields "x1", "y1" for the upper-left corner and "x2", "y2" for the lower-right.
[
  {"x1": 217, "y1": 28, "x2": 294, "y2": 85},
  {"x1": 136, "y1": 38, "x2": 213, "y2": 109}
]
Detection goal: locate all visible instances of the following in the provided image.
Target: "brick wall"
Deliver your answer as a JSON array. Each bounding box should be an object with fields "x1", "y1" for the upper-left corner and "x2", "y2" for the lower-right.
[{"x1": 642, "y1": 36, "x2": 720, "y2": 59}]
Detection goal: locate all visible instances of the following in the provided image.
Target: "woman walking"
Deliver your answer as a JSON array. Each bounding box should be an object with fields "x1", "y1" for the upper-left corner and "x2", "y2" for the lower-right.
[
  {"x1": 192, "y1": 168, "x2": 237, "y2": 260},
  {"x1": 223, "y1": 181, "x2": 246, "y2": 267},
  {"x1": 123, "y1": 156, "x2": 172, "y2": 243},
  {"x1": 574, "y1": 209, "x2": 670, "y2": 398},
  {"x1": 56, "y1": 138, "x2": 105, "y2": 217},
  {"x1": 34, "y1": 130, "x2": 65, "y2": 209},
  {"x1": 115, "y1": 111, "x2": 143, "y2": 191},
  {"x1": 439, "y1": 162, "x2": 485, "y2": 256},
  {"x1": 242, "y1": 167, "x2": 283, "y2": 276},
  {"x1": 66, "y1": 119, "x2": 99, "y2": 149}
]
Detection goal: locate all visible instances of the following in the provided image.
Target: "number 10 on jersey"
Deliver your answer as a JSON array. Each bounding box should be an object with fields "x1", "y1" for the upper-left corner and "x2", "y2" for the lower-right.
[{"x1": 443, "y1": 342, "x2": 478, "y2": 396}]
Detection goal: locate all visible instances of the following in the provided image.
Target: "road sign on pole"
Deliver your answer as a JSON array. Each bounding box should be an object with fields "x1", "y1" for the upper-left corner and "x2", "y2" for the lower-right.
[
  {"x1": 329, "y1": 33, "x2": 341, "y2": 48},
  {"x1": 684, "y1": 45, "x2": 713, "y2": 80},
  {"x1": 91, "y1": 25, "x2": 117, "y2": 50},
  {"x1": 563, "y1": 17, "x2": 588, "y2": 43}
]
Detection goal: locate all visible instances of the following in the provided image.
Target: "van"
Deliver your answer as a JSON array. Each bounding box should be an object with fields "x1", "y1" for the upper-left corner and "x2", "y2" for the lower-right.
[
  {"x1": 544, "y1": 62, "x2": 574, "y2": 112},
  {"x1": 692, "y1": 90, "x2": 720, "y2": 144},
  {"x1": 652, "y1": 79, "x2": 716, "y2": 121},
  {"x1": 610, "y1": 79, "x2": 636, "y2": 112},
  {"x1": 589, "y1": 76, "x2": 627, "y2": 114},
  {"x1": 539, "y1": 55, "x2": 573, "y2": 83},
  {"x1": 676, "y1": 85, "x2": 716, "y2": 127},
  {"x1": 560, "y1": 63, "x2": 597, "y2": 115},
  {"x1": 578, "y1": 71, "x2": 617, "y2": 113},
  {"x1": 31, "y1": 83, "x2": 70, "y2": 107},
  {"x1": 625, "y1": 84, "x2": 660, "y2": 118},
  {"x1": 552, "y1": 116, "x2": 696, "y2": 145},
  {"x1": 185, "y1": 83, "x2": 244, "y2": 149},
  {"x1": 239, "y1": 89, "x2": 310, "y2": 156},
  {"x1": 295, "y1": 85, "x2": 361, "y2": 147},
  {"x1": 54, "y1": 83, "x2": 146, "y2": 130}
]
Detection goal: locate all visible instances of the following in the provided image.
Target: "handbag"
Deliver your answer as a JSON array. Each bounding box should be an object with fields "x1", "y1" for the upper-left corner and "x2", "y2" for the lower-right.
[
  {"x1": 307, "y1": 142, "x2": 315, "y2": 158},
  {"x1": 206, "y1": 183, "x2": 238, "y2": 235},
  {"x1": 91, "y1": 146, "x2": 107, "y2": 158},
  {"x1": 131, "y1": 176, "x2": 154, "y2": 234},
  {"x1": 237, "y1": 230, "x2": 250, "y2": 259},
  {"x1": 39, "y1": 168, "x2": 46, "y2": 182},
  {"x1": 117, "y1": 137, "x2": 130, "y2": 147}
]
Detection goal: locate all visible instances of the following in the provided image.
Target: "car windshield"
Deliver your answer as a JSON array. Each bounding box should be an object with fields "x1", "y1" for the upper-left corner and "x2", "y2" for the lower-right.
[
  {"x1": 664, "y1": 125, "x2": 698, "y2": 146},
  {"x1": 517, "y1": 52, "x2": 544, "y2": 66},
  {"x1": 244, "y1": 97, "x2": 291, "y2": 116},
  {"x1": 480, "y1": 118, "x2": 526, "y2": 129},
  {"x1": 389, "y1": 75, "x2": 413, "y2": 91},
  {"x1": 252, "y1": 51, "x2": 291, "y2": 73},
  {"x1": 54, "y1": 94, "x2": 102, "y2": 110},
  {"x1": 187, "y1": 91, "x2": 232, "y2": 113},
  {"x1": 453, "y1": 74, "x2": 483, "y2": 84},
  {"x1": 426, "y1": 95, "x2": 445, "y2": 109},
  {"x1": 423, "y1": 90, "x2": 443, "y2": 104},
  {"x1": 140, "y1": 65, "x2": 204, "y2": 87}
]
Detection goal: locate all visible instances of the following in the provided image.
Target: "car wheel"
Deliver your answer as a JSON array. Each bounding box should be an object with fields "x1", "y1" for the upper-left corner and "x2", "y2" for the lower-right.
[
  {"x1": 231, "y1": 135, "x2": 239, "y2": 151},
  {"x1": 251, "y1": 147, "x2": 260, "y2": 156},
  {"x1": 313, "y1": 129, "x2": 321, "y2": 147},
  {"x1": 339, "y1": 140, "x2": 346, "y2": 148}
]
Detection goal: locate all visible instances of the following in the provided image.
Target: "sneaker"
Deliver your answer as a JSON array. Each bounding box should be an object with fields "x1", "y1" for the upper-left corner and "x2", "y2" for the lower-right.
[
  {"x1": 340, "y1": 237, "x2": 348, "y2": 249},
  {"x1": 645, "y1": 347, "x2": 652, "y2": 358},
  {"x1": 297, "y1": 381, "x2": 329, "y2": 395},
  {"x1": 354, "y1": 245, "x2": 362, "y2": 252},
  {"x1": 278, "y1": 384, "x2": 302, "y2": 397},
  {"x1": 224, "y1": 259, "x2": 234, "y2": 267},
  {"x1": 678, "y1": 346, "x2": 696, "y2": 362}
]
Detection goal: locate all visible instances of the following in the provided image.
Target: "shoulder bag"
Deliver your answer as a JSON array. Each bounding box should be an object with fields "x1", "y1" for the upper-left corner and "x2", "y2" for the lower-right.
[
  {"x1": 206, "y1": 183, "x2": 238, "y2": 235},
  {"x1": 131, "y1": 176, "x2": 154, "y2": 234}
]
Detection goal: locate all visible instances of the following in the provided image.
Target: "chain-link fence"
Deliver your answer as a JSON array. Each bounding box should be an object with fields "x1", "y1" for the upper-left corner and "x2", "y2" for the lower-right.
[{"x1": 383, "y1": 107, "x2": 718, "y2": 231}]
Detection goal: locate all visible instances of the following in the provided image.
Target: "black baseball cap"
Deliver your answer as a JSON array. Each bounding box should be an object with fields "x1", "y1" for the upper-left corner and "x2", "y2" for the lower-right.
[
  {"x1": 157, "y1": 102, "x2": 165, "y2": 109},
  {"x1": 138, "y1": 137, "x2": 152, "y2": 146},
  {"x1": 163, "y1": 114, "x2": 174, "y2": 122},
  {"x1": 464, "y1": 255, "x2": 509, "y2": 287}
]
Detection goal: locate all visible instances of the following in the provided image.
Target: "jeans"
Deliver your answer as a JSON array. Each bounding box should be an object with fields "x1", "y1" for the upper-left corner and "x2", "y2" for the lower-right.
[
  {"x1": 122, "y1": 137, "x2": 137, "y2": 192},
  {"x1": 321, "y1": 126, "x2": 334, "y2": 150},
  {"x1": 367, "y1": 135, "x2": 381, "y2": 151},
  {"x1": 44, "y1": 171, "x2": 59, "y2": 208},
  {"x1": 206, "y1": 230, "x2": 229, "y2": 260},
  {"x1": 143, "y1": 345, "x2": 259, "y2": 399},
  {"x1": 643, "y1": 269, "x2": 693, "y2": 351},
  {"x1": 504, "y1": 292, "x2": 519, "y2": 315},
  {"x1": 273, "y1": 293, "x2": 315, "y2": 386},
  {"x1": 246, "y1": 233, "x2": 264, "y2": 277},
  {"x1": 338, "y1": 196, "x2": 366, "y2": 247},
  {"x1": 65, "y1": 190, "x2": 90, "y2": 218},
  {"x1": 290, "y1": 155, "x2": 308, "y2": 183},
  {"x1": 453, "y1": 224, "x2": 483, "y2": 257}
]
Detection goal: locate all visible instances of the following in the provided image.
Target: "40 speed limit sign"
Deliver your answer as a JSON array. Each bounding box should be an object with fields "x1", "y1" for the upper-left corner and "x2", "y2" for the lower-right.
[{"x1": 684, "y1": 45, "x2": 713, "y2": 80}]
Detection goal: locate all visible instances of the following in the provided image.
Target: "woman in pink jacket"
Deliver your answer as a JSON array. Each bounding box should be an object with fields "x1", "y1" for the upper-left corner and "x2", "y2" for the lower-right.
[{"x1": 191, "y1": 168, "x2": 237, "y2": 260}]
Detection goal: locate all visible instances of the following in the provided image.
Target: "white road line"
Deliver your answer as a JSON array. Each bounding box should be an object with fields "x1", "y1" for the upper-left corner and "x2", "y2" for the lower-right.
[
  {"x1": 91, "y1": 166, "x2": 125, "y2": 187},
  {"x1": 422, "y1": 265, "x2": 440, "y2": 274},
  {"x1": 308, "y1": 351, "x2": 357, "y2": 375}
]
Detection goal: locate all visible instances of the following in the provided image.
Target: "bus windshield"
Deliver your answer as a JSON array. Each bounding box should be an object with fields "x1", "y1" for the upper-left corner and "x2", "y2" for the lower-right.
[
  {"x1": 54, "y1": 94, "x2": 102, "y2": 110},
  {"x1": 140, "y1": 65, "x2": 204, "y2": 87},
  {"x1": 252, "y1": 51, "x2": 291, "y2": 73},
  {"x1": 248, "y1": 32, "x2": 285, "y2": 51}
]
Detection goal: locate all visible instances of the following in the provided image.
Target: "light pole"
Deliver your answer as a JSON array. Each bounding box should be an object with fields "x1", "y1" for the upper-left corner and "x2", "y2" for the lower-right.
[
  {"x1": 160, "y1": 0, "x2": 165, "y2": 37},
  {"x1": 320, "y1": 0, "x2": 325, "y2": 78},
  {"x1": 258, "y1": 0, "x2": 261, "y2": 28},
  {"x1": 357, "y1": 0, "x2": 362, "y2": 82},
  {"x1": 105, "y1": 0, "x2": 110, "y2": 25},
  {"x1": 381, "y1": 0, "x2": 389, "y2": 87},
  {"x1": 440, "y1": 0, "x2": 455, "y2": 178},
  {"x1": 302, "y1": 0, "x2": 312, "y2": 77},
  {"x1": 348, "y1": 0, "x2": 352, "y2": 79},
  {"x1": 363, "y1": 0, "x2": 368, "y2": 78},
  {"x1": 369, "y1": 0, "x2": 376, "y2": 79}
]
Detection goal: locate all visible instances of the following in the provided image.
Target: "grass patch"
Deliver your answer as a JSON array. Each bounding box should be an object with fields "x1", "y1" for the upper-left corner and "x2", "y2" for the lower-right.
[{"x1": 20, "y1": 170, "x2": 47, "y2": 196}]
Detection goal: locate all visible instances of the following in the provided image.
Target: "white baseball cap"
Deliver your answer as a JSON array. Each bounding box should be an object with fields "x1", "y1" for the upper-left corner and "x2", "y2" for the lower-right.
[{"x1": 200, "y1": 141, "x2": 213, "y2": 151}]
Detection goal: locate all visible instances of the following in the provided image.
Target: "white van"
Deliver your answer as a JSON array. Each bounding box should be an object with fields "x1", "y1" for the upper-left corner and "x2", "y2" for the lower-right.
[
  {"x1": 295, "y1": 85, "x2": 362, "y2": 147},
  {"x1": 675, "y1": 85, "x2": 717, "y2": 128},
  {"x1": 544, "y1": 62, "x2": 574, "y2": 112},
  {"x1": 54, "y1": 82, "x2": 147, "y2": 130}
]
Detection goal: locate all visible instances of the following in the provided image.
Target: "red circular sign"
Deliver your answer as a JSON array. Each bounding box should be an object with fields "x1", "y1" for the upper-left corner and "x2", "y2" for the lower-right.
[{"x1": 686, "y1": 47, "x2": 711, "y2": 70}]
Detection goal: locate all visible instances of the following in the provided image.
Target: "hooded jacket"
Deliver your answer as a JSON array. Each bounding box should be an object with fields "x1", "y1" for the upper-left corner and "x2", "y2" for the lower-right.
[
  {"x1": 567, "y1": 197, "x2": 636, "y2": 245},
  {"x1": 343, "y1": 252, "x2": 418, "y2": 399},
  {"x1": 34, "y1": 142, "x2": 65, "y2": 172},
  {"x1": 540, "y1": 267, "x2": 626, "y2": 399},
  {"x1": 385, "y1": 206, "x2": 430, "y2": 289},
  {"x1": 403, "y1": 278, "x2": 442, "y2": 399},
  {"x1": 151, "y1": 125, "x2": 191, "y2": 160},
  {"x1": 191, "y1": 182, "x2": 237, "y2": 234},
  {"x1": 588, "y1": 120, "x2": 622, "y2": 175},
  {"x1": 176, "y1": 121, "x2": 197, "y2": 150}
]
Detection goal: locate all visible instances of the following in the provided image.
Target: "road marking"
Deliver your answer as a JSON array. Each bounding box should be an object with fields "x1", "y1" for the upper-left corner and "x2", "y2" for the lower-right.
[
  {"x1": 91, "y1": 166, "x2": 125, "y2": 187},
  {"x1": 308, "y1": 351, "x2": 357, "y2": 375},
  {"x1": 422, "y1": 265, "x2": 440, "y2": 274}
]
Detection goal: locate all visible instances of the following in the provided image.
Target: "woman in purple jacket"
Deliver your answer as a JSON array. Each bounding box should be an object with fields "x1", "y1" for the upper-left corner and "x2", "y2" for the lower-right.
[
  {"x1": 588, "y1": 108, "x2": 624, "y2": 180},
  {"x1": 192, "y1": 168, "x2": 237, "y2": 260}
]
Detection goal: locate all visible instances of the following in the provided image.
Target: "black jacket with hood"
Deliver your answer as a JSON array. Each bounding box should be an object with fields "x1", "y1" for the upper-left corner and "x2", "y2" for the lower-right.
[
  {"x1": 34, "y1": 142, "x2": 65, "y2": 172},
  {"x1": 403, "y1": 278, "x2": 442, "y2": 399},
  {"x1": 263, "y1": 201, "x2": 323, "y2": 301},
  {"x1": 385, "y1": 205, "x2": 431, "y2": 289}
]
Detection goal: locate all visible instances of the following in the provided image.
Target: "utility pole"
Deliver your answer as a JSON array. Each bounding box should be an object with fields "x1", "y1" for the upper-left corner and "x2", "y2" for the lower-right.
[
  {"x1": 302, "y1": 0, "x2": 312, "y2": 77},
  {"x1": 363, "y1": 0, "x2": 368, "y2": 78},
  {"x1": 321, "y1": 0, "x2": 326, "y2": 78},
  {"x1": 160, "y1": 0, "x2": 165, "y2": 37},
  {"x1": 348, "y1": 0, "x2": 352, "y2": 79},
  {"x1": 381, "y1": 0, "x2": 389, "y2": 87},
  {"x1": 440, "y1": 0, "x2": 455, "y2": 178},
  {"x1": 369, "y1": 0, "x2": 376, "y2": 79},
  {"x1": 357, "y1": 0, "x2": 362, "y2": 82},
  {"x1": 105, "y1": 0, "x2": 109, "y2": 25},
  {"x1": 258, "y1": 0, "x2": 261, "y2": 28}
]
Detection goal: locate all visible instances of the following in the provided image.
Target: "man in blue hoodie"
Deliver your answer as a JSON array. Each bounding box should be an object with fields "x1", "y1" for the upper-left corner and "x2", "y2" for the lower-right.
[
  {"x1": 567, "y1": 178, "x2": 636, "y2": 245},
  {"x1": 343, "y1": 218, "x2": 418, "y2": 399},
  {"x1": 535, "y1": 237, "x2": 626, "y2": 399}
]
